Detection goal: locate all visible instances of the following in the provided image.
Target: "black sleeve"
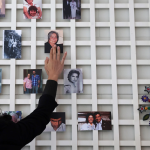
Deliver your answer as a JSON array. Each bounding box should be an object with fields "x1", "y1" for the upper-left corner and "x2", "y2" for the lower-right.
[{"x1": 14, "y1": 80, "x2": 58, "y2": 148}]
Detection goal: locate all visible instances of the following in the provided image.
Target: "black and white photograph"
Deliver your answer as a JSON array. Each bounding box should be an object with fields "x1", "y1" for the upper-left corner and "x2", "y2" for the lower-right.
[
  {"x1": 23, "y1": 0, "x2": 42, "y2": 19},
  {"x1": 45, "y1": 30, "x2": 63, "y2": 53},
  {"x1": 63, "y1": 0, "x2": 81, "y2": 19},
  {"x1": 3, "y1": 30, "x2": 22, "y2": 59},
  {"x1": 23, "y1": 69, "x2": 42, "y2": 94},
  {"x1": 44, "y1": 112, "x2": 66, "y2": 132},
  {"x1": 0, "y1": 0, "x2": 5, "y2": 17},
  {"x1": 64, "y1": 69, "x2": 83, "y2": 94},
  {"x1": 2, "y1": 111, "x2": 22, "y2": 123},
  {"x1": 0, "y1": 69, "x2": 2, "y2": 93},
  {"x1": 78, "y1": 111, "x2": 112, "y2": 131}
]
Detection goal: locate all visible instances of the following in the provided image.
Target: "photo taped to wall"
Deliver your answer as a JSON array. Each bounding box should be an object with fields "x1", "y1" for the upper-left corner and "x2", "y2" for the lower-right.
[
  {"x1": 23, "y1": 69, "x2": 42, "y2": 94},
  {"x1": 3, "y1": 30, "x2": 22, "y2": 59},
  {"x1": 23, "y1": 0, "x2": 42, "y2": 19},
  {"x1": 78, "y1": 111, "x2": 112, "y2": 131},
  {"x1": 44, "y1": 112, "x2": 66, "y2": 132},
  {"x1": 64, "y1": 69, "x2": 83, "y2": 94},
  {"x1": 45, "y1": 30, "x2": 63, "y2": 53}
]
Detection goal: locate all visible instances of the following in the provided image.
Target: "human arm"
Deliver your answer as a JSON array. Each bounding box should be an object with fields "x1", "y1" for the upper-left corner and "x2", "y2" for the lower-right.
[
  {"x1": 37, "y1": 6, "x2": 42, "y2": 19},
  {"x1": 23, "y1": 82, "x2": 26, "y2": 91}
]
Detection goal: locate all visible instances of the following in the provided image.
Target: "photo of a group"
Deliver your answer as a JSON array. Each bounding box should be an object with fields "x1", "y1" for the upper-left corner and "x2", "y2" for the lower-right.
[
  {"x1": 23, "y1": 69, "x2": 42, "y2": 94},
  {"x1": 0, "y1": 0, "x2": 5, "y2": 18},
  {"x1": 0, "y1": 69, "x2": 2, "y2": 93},
  {"x1": 23, "y1": 0, "x2": 42, "y2": 19},
  {"x1": 63, "y1": 0, "x2": 81, "y2": 19},
  {"x1": 64, "y1": 69, "x2": 83, "y2": 94},
  {"x1": 3, "y1": 30, "x2": 22, "y2": 59},
  {"x1": 44, "y1": 112, "x2": 66, "y2": 132},
  {"x1": 44, "y1": 30, "x2": 63, "y2": 53},
  {"x1": 2, "y1": 111, "x2": 22, "y2": 123},
  {"x1": 78, "y1": 111, "x2": 112, "y2": 131}
]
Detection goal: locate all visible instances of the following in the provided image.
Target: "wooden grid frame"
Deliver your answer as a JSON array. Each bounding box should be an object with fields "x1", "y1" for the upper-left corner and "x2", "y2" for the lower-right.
[{"x1": 0, "y1": 0, "x2": 150, "y2": 150}]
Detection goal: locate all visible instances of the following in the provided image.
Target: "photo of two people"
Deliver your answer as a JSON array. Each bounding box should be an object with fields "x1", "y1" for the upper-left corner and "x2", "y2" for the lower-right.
[
  {"x1": 23, "y1": 69, "x2": 42, "y2": 94},
  {"x1": 78, "y1": 111, "x2": 112, "y2": 131}
]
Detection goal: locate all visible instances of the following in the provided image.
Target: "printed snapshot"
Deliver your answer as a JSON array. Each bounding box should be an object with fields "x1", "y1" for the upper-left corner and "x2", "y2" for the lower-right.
[
  {"x1": 23, "y1": 69, "x2": 42, "y2": 94},
  {"x1": 3, "y1": 30, "x2": 22, "y2": 59},
  {"x1": 0, "y1": 69, "x2": 2, "y2": 93},
  {"x1": 44, "y1": 30, "x2": 63, "y2": 53},
  {"x1": 64, "y1": 69, "x2": 83, "y2": 94},
  {"x1": 0, "y1": 0, "x2": 5, "y2": 17},
  {"x1": 2, "y1": 111, "x2": 22, "y2": 123},
  {"x1": 44, "y1": 112, "x2": 66, "y2": 132},
  {"x1": 23, "y1": 0, "x2": 42, "y2": 19},
  {"x1": 78, "y1": 111, "x2": 112, "y2": 131},
  {"x1": 63, "y1": 0, "x2": 81, "y2": 19}
]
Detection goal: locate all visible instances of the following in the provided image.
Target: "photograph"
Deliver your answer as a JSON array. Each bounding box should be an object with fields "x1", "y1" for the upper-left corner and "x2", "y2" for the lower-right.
[
  {"x1": 23, "y1": 0, "x2": 42, "y2": 19},
  {"x1": 78, "y1": 111, "x2": 112, "y2": 131},
  {"x1": 64, "y1": 69, "x2": 83, "y2": 94},
  {"x1": 0, "y1": 0, "x2": 5, "y2": 17},
  {"x1": 23, "y1": 69, "x2": 42, "y2": 94},
  {"x1": 44, "y1": 30, "x2": 63, "y2": 53},
  {"x1": 0, "y1": 69, "x2": 2, "y2": 93},
  {"x1": 3, "y1": 30, "x2": 22, "y2": 59},
  {"x1": 63, "y1": 0, "x2": 81, "y2": 19},
  {"x1": 2, "y1": 111, "x2": 22, "y2": 123},
  {"x1": 44, "y1": 112, "x2": 66, "y2": 132}
]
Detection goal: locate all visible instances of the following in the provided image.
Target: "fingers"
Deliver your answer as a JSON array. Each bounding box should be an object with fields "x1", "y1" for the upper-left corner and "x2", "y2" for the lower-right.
[
  {"x1": 57, "y1": 46, "x2": 60, "y2": 61},
  {"x1": 61, "y1": 52, "x2": 67, "y2": 64},
  {"x1": 53, "y1": 45, "x2": 56, "y2": 60},
  {"x1": 45, "y1": 57, "x2": 49, "y2": 65},
  {"x1": 50, "y1": 48, "x2": 53, "y2": 60}
]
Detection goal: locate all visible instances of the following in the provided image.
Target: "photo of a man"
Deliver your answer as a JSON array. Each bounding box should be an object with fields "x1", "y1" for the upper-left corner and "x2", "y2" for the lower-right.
[
  {"x1": 0, "y1": 0, "x2": 5, "y2": 18},
  {"x1": 23, "y1": 0, "x2": 42, "y2": 19},
  {"x1": 78, "y1": 111, "x2": 111, "y2": 131},
  {"x1": 23, "y1": 69, "x2": 42, "y2": 94},
  {"x1": 44, "y1": 112, "x2": 66, "y2": 132}
]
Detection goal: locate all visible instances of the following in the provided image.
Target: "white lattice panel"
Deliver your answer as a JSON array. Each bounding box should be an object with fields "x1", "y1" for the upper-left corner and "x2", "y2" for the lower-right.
[{"x1": 0, "y1": 0, "x2": 150, "y2": 150}]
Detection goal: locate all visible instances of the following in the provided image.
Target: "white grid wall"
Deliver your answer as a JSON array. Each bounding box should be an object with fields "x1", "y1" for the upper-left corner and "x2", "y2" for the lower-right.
[{"x1": 0, "y1": 0, "x2": 150, "y2": 150}]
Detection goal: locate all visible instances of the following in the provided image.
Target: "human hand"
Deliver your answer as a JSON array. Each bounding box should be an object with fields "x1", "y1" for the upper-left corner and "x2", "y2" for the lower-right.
[{"x1": 45, "y1": 45, "x2": 67, "y2": 81}]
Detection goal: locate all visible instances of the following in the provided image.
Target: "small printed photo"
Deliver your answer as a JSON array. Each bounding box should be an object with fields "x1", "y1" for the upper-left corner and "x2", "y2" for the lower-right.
[
  {"x1": 3, "y1": 30, "x2": 22, "y2": 59},
  {"x1": 23, "y1": 69, "x2": 42, "y2": 94},
  {"x1": 0, "y1": 69, "x2": 2, "y2": 93},
  {"x1": 63, "y1": 0, "x2": 81, "y2": 19},
  {"x1": 64, "y1": 69, "x2": 83, "y2": 94},
  {"x1": 0, "y1": 0, "x2": 5, "y2": 17},
  {"x1": 44, "y1": 112, "x2": 66, "y2": 132},
  {"x1": 23, "y1": 0, "x2": 42, "y2": 19},
  {"x1": 78, "y1": 111, "x2": 112, "y2": 131},
  {"x1": 44, "y1": 30, "x2": 63, "y2": 53},
  {"x1": 2, "y1": 111, "x2": 22, "y2": 123}
]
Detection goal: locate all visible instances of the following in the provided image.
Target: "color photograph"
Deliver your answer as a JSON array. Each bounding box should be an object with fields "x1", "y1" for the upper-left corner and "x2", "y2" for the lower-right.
[
  {"x1": 23, "y1": 0, "x2": 42, "y2": 19},
  {"x1": 23, "y1": 69, "x2": 42, "y2": 94},
  {"x1": 3, "y1": 30, "x2": 22, "y2": 59},
  {"x1": 63, "y1": 0, "x2": 81, "y2": 19},
  {"x1": 0, "y1": 0, "x2": 5, "y2": 18},
  {"x1": 78, "y1": 111, "x2": 112, "y2": 131},
  {"x1": 44, "y1": 112, "x2": 66, "y2": 132},
  {"x1": 0, "y1": 69, "x2": 2, "y2": 93},
  {"x1": 44, "y1": 30, "x2": 63, "y2": 53},
  {"x1": 64, "y1": 69, "x2": 83, "y2": 94},
  {"x1": 2, "y1": 111, "x2": 22, "y2": 123}
]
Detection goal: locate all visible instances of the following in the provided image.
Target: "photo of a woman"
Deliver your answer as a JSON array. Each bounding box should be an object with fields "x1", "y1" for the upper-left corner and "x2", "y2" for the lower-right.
[
  {"x1": 64, "y1": 69, "x2": 83, "y2": 94},
  {"x1": 70, "y1": 0, "x2": 76, "y2": 19},
  {"x1": 80, "y1": 113, "x2": 95, "y2": 130},
  {"x1": 45, "y1": 30, "x2": 63, "y2": 53}
]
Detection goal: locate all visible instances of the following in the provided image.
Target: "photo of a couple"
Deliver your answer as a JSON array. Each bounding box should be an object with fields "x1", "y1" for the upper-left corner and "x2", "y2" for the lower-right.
[
  {"x1": 23, "y1": 69, "x2": 42, "y2": 94},
  {"x1": 78, "y1": 111, "x2": 112, "y2": 131}
]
